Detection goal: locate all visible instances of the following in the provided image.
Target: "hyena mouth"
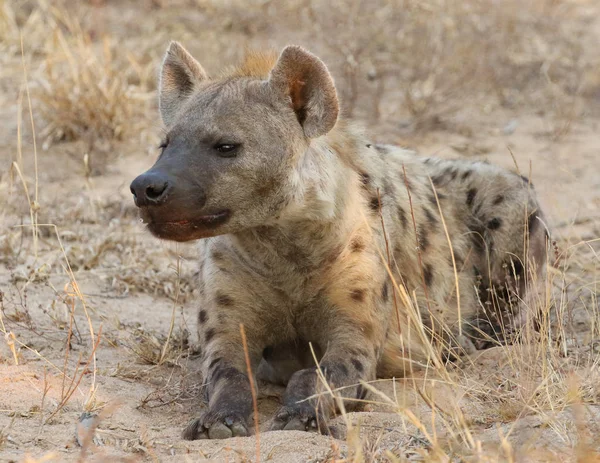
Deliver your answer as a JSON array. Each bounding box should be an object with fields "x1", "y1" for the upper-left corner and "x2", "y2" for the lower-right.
[{"x1": 143, "y1": 210, "x2": 231, "y2": 241}]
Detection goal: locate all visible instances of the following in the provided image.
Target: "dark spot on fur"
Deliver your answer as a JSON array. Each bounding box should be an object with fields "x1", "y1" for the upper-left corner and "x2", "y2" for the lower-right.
[
  {"x1": 431, "y1": 173, "x2": 445, "y2": 186},
  {"x1": 208, "y1": 357, "x2": 222, "y2": 371},
  {"x1": 424, "y1": 158, "x2": 431, "y2": 164},
  {"x1": 424, "y1": 264, "x2": 434, "y2": 287},
  {"x1": 474, "y1": 199, "x2": 486, "y2": 216},
  {"x1": 216, "y1": 293, "x2": 234, "y2": 306},
  {"x1": 510, "y1": 259, "x2": 524, "y2": 279},
  {"x1": 339, "y1": 364, "x2": 349, "y2": 376},
  {"x1": 369, "y1": 196, "x2": 381, "y2": 212},
  {"x1": 461, "y1": 170, "x2": 472, "y2": 180},
  {"x1": 418, "y1": 226, "x2": 430, "y2": 251},
  {"x1": 211, "y1": 251, "x2": 223, "y2": 261},
  {"x1": 466, "y1": 188, "x2": 477, "y2": 207},
  {"x1": 350, "y1": 237, "x2": 365, "y2": 252},
  {"x1": 211, "y1": 366, "x2": 225, "y2": 383},
  {"x1": 326, "y1": 244, "x2": 343, "y2": 264},
  {"x1": 211, "y1": 364, "x2": 238, "y2": 385},
  {"x1": 444, "y1": 167, "x2": 458, "y2": 181},
  {"x1": 424, "y1": 208, "x2": 437, "y2": 226},
  {"x1": 351, "y1": 358, "x2": 364, "y2": 373},
  {"x1": 205, "y1": 328, "x2": 216, "y2": 343},
  {"x1": 359, "y1": 172, "x2": 370, "y2": 187},
  {"x1": 351, "y1": 289, "x2": 366, "y2": 302},
  {"x1": 493, "y1": 195, "x2": 504, "y2": 205},
  {"x1": 357, "y1": 385, "x2": 367, "y2": 400},
  {"x1": 323, "y1": 363, "x2": 349, "y2": 384},
  {"x1": 198, "y1": 310, "x2": 208, "y2": 324},
  {"x1": 381, "y1": 282, "x2": 389, "y2": 302},
  {"x1": 397, "y1": 206, "x2": 408, "y2": 228},
  {"x1": 366, "y1": 143, "x2": 372, "y2": 148},
  {"x1": 487, "y1": 218, "x2": 502, "y2": 230}
]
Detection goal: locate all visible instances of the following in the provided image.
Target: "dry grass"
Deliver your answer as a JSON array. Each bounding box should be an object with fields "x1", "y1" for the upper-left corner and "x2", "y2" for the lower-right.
[
  {"x1": 0, "y1": 0, "x2": 599, "y2": 461},
  {"x1": 3, "y1": 1, "x2": 155, "y2": 175},
  {"x1": 37, "y1": 29, "x2": 134, "y2": 146},
  {"x1": 209, "y1": 0, "x2": 593, "y2": 134},
  {"x1": 311, "y1": 228, "x2": 600, "y2": 462}
]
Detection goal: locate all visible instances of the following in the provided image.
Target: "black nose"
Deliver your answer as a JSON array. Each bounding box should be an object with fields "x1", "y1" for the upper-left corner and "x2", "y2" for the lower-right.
[{"x1": 130, "y1": 172, "x2": 170, "y2": 207}]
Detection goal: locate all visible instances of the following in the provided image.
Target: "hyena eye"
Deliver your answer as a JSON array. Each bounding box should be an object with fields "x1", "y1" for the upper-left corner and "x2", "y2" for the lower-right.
[{"x1": 214, "y1": 143, "x2": 240, "y2": 157}]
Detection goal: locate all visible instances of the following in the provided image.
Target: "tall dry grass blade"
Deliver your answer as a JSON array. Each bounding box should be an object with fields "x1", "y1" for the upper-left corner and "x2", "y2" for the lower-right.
[
  {"x1": 240, "y1": 324, "x2": 260, "y2": 462},
  {"x1": 428, "y1": 176, "x2": 462, "y2": 337},
  {"x1": 20, "y1": 34, "x2": 39, "y2": 258}
]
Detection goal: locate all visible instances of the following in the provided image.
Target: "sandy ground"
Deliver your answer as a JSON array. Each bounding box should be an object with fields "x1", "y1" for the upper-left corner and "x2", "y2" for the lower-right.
[{"x1": 1, "y1": 1, "x2": 599, "y2": 462}]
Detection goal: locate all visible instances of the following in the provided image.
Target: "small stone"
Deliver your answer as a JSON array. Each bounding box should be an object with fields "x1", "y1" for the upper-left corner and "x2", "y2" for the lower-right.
[
  {"x1": 76, "y1": 412, "x2": 98, "y2": 447},
  {"x1": 503, "y1": 119, "x2": 518, "y2": 135}
]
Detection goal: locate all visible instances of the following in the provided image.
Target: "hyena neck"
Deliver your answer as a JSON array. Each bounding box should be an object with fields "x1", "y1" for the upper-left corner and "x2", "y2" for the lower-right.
[{"x1": 230, "y1": 125, "x2": 378, "y2": 270}]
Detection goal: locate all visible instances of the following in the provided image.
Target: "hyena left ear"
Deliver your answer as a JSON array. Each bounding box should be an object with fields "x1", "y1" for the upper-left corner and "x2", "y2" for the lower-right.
[
  {"x1": 159, "y1": 41, "x2": 209, "y2": 126},
  {"x1": 269, "y1": 46, "x2": 339, "y2": 138}
]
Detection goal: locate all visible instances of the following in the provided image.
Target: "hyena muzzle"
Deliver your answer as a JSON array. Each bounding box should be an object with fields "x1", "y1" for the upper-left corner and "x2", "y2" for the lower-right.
[{"x1": 130, "y1": 42, "x2": 549, "y2": 440}]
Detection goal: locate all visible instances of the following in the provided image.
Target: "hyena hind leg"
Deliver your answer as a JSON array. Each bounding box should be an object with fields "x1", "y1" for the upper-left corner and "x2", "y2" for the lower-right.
[{"x1": 470, "y1": 207, "x2": 550, "y2": 348}]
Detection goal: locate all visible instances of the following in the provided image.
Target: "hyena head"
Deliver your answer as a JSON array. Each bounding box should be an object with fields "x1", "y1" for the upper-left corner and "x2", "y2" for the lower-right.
[{"x1": 130, "y1": 42, "x2": 339, "y2": 242}]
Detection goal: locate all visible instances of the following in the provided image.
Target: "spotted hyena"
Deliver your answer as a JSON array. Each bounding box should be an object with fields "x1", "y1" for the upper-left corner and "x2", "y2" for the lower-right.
[{"x1": 130, "y1": 42, "x2": 549, "y2": 439}]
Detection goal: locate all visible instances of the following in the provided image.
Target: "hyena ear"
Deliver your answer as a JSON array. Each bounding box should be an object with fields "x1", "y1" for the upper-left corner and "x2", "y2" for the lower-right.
[
  {"x1": 269, "y1": 45, "x2": 339, "y2": 138},
  {"x1": 159, "y1": 41, "x2": 209, "y2": 126}
]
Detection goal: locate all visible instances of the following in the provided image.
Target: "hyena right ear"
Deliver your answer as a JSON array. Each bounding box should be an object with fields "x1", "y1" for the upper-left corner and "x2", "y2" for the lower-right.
[{"x1": 159, "y1": 41, "x2": 209, "y2": 126}]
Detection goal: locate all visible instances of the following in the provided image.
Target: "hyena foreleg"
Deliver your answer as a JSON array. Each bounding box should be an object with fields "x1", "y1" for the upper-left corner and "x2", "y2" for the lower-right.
[
  {"x1": 182, "y1": 337, "x2": 260, "y2": 439},
  {"x1": 270, "y1": 325, "x2": 380, "y2": 434},
  {"x1": 182, "y1": 302, "x2": 272, "y2": 440}
]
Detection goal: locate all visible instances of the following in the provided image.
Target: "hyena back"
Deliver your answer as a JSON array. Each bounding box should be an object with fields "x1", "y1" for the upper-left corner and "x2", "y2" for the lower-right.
[{"x1": 130, "y1": 42, "x2": 549, "y2": 440}]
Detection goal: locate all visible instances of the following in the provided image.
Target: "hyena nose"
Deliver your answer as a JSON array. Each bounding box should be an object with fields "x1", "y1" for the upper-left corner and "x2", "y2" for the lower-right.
[{"x1": 130, "y1": 172, "x2": 170, "y2": 207}]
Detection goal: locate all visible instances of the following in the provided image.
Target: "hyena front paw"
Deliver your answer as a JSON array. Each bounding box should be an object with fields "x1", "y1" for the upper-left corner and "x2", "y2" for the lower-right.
[
  {"x1": 182, "y1": 410, "x2": 249, "y2": 440},
  {"x1": 270, "y1": 405, "x2": 333, "y2": 435}
]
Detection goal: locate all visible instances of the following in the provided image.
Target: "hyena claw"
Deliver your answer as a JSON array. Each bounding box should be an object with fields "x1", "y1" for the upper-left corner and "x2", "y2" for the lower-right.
[
  {"x1": 182, "y1": 413, "x2": 249, "y2": 440},
  {"x1": 182, "y1": 418, "x2": 207, "y2": 440},
  {"x1": 271, "y1": 406, "x2": 330, "y2": 435}
]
